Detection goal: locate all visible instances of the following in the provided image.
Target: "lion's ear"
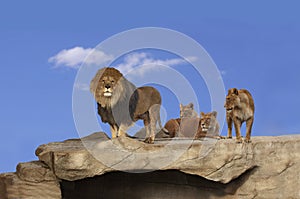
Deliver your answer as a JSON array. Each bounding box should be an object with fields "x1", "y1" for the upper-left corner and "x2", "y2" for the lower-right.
[
  {"x1": 90, "y1": 75, "x2": 99, "y2": 94},
  {"x1": 188, "y1": 103, "x2": 194, "y2": 109},
  {"x1": 228, "y1": 88, "x2": 239, "y2": 95},
  {"x1": 211, "y1": 111, "x2": 217, "y2": 118},
  {"x1": 179, "y1": 103, "x2": 183, "y2": 109},
  {"x1": 90, "y1": 68, "x2": 107, "y2": 93},
  {"x1": 200, "y1": 112, "x2": 205, "y2": 117},
  {"x1": 232, "y1": 88, "x2": 239, "y2": 95}
]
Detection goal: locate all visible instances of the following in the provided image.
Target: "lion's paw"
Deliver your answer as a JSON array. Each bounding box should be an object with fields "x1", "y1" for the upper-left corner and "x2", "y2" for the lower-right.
[
  {"x1": 236, "y1": 139, "x2": 243, "y2": 144},
  {"x1": 244, "y1": 139, "x2": 252, "y2": 143},
  {"x1": 144, "y1": 137, "x2": 154, "y2": 144}
]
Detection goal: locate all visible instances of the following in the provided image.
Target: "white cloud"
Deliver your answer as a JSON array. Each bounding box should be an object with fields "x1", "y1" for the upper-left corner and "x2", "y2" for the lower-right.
[
  {"x1": 115, "y1": 52, "x2": 197, "y2": 76},
  {"x1": 48, "y1": 46, "x2": 113, "y2": 69},
  {"x1": 220, "y1": 70, "x2": 226, "y2": 76},
  {"x1": 74, "y1": 83, "x2": 90, "y2": 91},
  {"x1": 116, "y1": 52, "x2": 148, "y2": 74},
  {"x1": 185, "y1": 56, "x2": 198, "y2": 63},
  {"x1": 49, "y1": 46, "x2": 197, "y2": 75}
]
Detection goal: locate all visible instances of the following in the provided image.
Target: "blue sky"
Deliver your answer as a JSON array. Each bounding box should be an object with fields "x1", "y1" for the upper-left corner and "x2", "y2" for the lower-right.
[{"x1": 1, "y1": 0, "x2": 300, "y2": 173}]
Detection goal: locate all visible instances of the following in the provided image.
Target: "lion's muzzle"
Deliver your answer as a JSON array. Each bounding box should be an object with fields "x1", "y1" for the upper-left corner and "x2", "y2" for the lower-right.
[
  {"x1": 103, "y1": 92, "x2": 112, "y2": 97},
  {"x1": 103, "y1": 87, "x2": 112, "y2": 97}
]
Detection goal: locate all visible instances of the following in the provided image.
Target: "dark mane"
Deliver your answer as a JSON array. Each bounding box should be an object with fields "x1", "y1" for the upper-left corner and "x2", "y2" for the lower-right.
[{"x1": 90, "y1": 67, "x2": 162, "y2": 143}]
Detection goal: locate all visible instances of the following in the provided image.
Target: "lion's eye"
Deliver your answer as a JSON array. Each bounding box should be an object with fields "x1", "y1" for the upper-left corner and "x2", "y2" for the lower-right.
[{"x1": 111, "y1": 80, "x2": 115, "y2": 84}]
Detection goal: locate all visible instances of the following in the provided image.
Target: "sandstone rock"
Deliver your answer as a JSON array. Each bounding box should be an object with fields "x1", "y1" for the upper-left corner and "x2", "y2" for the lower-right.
[
  {"x1": 17, "y1": 161, "x2": 57, "y2": 183},
  {"x1": 1, "y1": 132, "x2": 300, "y2": 198},
  {"x1": 35, "y1": 132, "x2": 256, "y2": 183},
  {"x1": 134, "y1": 127, "x2": 168, "y2": 139},
  {"x1": 0, "y1": 172, "x2": 60, "y2": 199},
  {"x1": 36, "y1": 133, "x2": 300, "y2": 198},
  {"x1": 35, "y1": 134, "x2": 112, "y2": 181}
]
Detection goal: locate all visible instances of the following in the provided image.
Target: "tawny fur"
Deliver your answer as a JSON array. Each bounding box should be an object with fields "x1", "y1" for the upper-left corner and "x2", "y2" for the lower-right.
[
  {"x1": 162, "y1": 103, "x2": 222, "y2": 139},
  {"x1": 195, "y1": 111, "x2": 222, "y2": 139},
  {"x1": 177, "y1": 117, "x2": 200, "y2": 138},
  {"x1": 162, "y1": 118, "x2": 181, "y2": 138},
  {"x1": 162, "y1": 103, "x2": 199, "y2": 138},
  {"x1": 224, "y1": 88, "x2": 255, "y2": 143},
  {"x1": 90, "y1": 67, "x2": 162, "y2": 144},
  {"x1": 179, "y1": 103, "x2": 198, "y2": 118}
]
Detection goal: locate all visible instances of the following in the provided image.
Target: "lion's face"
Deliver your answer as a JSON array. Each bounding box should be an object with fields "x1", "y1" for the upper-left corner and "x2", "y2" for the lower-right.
[
  {"x1": 224, "y1": 88, "x2": 241, "y2": 113},
  {"x1": 180, "y1": 103, "x2": 197, "y2": 118},
  {"x1": 90, "y1": 67, "x2": 125, "y2": 107},
  {"x1": 99, "y1": 75, "x2": 117, "y2": 98},
  {"x1": 200, "y1": 111, "x2": 218, "y2": 132}
]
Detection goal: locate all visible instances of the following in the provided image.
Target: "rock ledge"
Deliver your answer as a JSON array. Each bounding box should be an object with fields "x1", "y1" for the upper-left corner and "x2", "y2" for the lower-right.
[{"x1": 1, "y1": 133, "x2": 300, "y2": 198}]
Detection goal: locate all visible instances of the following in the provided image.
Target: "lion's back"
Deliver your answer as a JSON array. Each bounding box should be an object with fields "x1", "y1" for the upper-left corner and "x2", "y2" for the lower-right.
[
  {"x1": 239, "y1": 89, "x2": 255, "y2": 112},
  {"x1": 129, "y1": 86, "x2": 162, "y2": 118},
  {"x1": 179, "y1": 118, "x2": 200, "y2": 138},
  {"x1": 163, "y1": 118, "x2": 180, "y2": 138}
]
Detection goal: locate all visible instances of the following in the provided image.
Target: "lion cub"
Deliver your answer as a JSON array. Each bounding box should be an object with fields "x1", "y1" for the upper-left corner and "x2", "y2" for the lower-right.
[{"x1": 224, "y1": 88, "x2": 255, "y2": 143}]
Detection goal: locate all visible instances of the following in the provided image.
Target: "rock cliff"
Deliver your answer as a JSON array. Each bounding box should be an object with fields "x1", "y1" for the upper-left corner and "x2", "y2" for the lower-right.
[{"x1": 1, "y1": 133, "x2": 300, "y2": 199}]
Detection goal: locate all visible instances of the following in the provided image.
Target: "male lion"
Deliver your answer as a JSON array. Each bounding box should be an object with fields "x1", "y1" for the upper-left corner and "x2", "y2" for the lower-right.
[
  {"x1": 224, "y1": 88, "x2": 255, "y2": 143},
  {"x1": 90, "y1": 67, "x2": 162, "y2": 144},
  {"x1": 195, "y1": 111, "x2": 222, "y2": 139}
]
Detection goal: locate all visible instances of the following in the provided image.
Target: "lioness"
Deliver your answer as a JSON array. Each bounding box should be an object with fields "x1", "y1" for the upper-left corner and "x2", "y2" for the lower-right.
[
  {"x1": 195, "y1": 111, "x2": 222, "y2": 139},
  {"x1": 90, "y1": 67, "x2": 162, "y2": 144},
  {"x1": 162, "y1": 103, "x2": 199, "y2": 138},
  {"x1": 180, "y1": 103, "x2": 198, "y2": 118},
  {"x1": 224, "y1": 88, "x2": 255, "y2": 143}
]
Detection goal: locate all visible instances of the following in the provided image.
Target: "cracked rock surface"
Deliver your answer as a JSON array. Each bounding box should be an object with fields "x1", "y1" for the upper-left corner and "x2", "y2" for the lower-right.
[
  {"x1": 1, "y1": 133, "x2": 300, "y2": 198},
  {"x1": 35, "y1": 133, "x2": 256, "y2": 183}
]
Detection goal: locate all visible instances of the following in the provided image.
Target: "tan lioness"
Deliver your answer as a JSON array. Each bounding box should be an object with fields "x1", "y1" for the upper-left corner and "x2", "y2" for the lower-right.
[
  {"x1": 224, "y1": 88, "x2": 255, "y2": 143},
  {"x1": 195, "y1": 111, "x2": 222, "y2": 139},
  {"x1": 162, "y1": 103, "x2": 198, "y2": 138}
]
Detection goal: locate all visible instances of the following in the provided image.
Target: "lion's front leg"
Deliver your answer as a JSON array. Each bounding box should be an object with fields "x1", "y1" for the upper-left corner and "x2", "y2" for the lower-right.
[
  {"x1": 226, "y1": 114, "x2": 233, "y2": 139},
  {"x1": 118, "y1": 124, "x2": 129, "y2": 137},
  {"x1": 110, "y1": 125, "x2": 118, "y2": 139},
  {"x1": 233, "y1": 118, "x2": 242, "y2": 143}
]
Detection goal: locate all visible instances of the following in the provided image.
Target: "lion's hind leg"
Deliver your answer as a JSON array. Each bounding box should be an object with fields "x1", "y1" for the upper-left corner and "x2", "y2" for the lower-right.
[
  {"x1": 142, "y1": 112, "x2": 152, "y2": 144},
  {"x1": 144, "y1": 122, "x2": 155, "y2": 144},
  {"x1": 157, "y1": 110, "x2": 162, "y2": 130},
  {"x1": 144, "y1": 104, "x2": 161, "y2": 144},
  {"x1": 245, "y1": 117, "x2": 254, "y2": 143},
  {"x1": 118, "y1": 124, "x2": 130, "y2": 137}
]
